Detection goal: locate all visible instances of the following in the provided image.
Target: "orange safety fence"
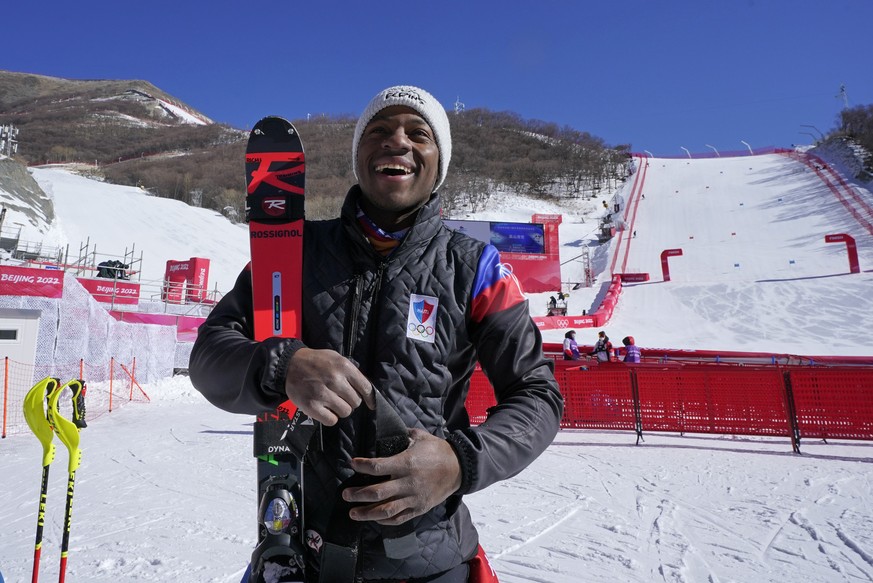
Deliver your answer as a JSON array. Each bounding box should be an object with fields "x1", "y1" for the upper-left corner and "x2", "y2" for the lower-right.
[
  {"x1": 0, "y1": 356, "x2": 149, "y2": 438},
  {"x1": 465, "y1": 362, "x2": 873, "y2": 453},
  {"x1": 120, "y1": 360, "x2": 151, "y2": 403}
]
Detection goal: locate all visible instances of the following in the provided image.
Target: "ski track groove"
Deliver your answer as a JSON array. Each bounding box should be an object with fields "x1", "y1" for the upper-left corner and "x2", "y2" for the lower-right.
[
  {"x1": 109, "y1": 455, "x2": 193, "y2": 497},
  {"x1": 647, "y1": 500, "x2": 671, "y2": 583},
  {"x1": 85, "y1": 513, "x2": 173, "y2": 542},
  {"x1": 832, "y1": 522, "x2": 873, "y2": 581},
  {"x1": 492, "y1": 505, "x2": 584, "y2": 561},
  {"x1": 788, "y1": 511, "x2": 862, "y2": 582}
]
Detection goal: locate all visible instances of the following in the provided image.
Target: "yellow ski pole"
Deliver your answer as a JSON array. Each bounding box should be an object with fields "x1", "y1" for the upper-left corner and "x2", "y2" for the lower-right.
[
  {"x1": 22, "y1": 377, "x2": 61, "y2": 583},
  {"x1": 47, "y1": 379, "x2": 84, "y2": 583}
]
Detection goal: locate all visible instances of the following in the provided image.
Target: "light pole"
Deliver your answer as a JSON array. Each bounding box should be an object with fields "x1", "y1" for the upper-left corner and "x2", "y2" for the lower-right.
[
  {"x1": 705, "y1": 144, "x2": 720, "y2": 157},
  {"x1": 740, "y1": 140, "x2": 753, "y2": 155},
  {"x1": 799, "y1": 132, "x2": 818, "y2": 144},
  {"x1": 680, "y1": 147, "x2": 691, "y2": 159},
  {"x1": 644, "y1": 150, "x2": 653, "y2": 158},
  {"x1": 800, "y1": 124, "x2": 823, "y2": 140}
]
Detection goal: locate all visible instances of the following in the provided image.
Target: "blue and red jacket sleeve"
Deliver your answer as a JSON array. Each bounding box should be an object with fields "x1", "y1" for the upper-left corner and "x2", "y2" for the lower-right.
[
  {"x1": 449, "y1": 244, "x2": 564, "y2": 496},
  {"x1": 470, "y1": 245, "x2": 527, "y2": 323}
]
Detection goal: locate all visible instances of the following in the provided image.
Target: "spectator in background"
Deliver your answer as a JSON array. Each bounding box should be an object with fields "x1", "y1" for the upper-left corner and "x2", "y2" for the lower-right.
[
  {"x1": 622, "y1": 336, "x2": 641, "y2": 363},
  {"x1": 563, "y1": 330, "x2": 581, "y2": 360},
  {"x1": 591, "y1": 331, "x2": 613, "y2": 362}
]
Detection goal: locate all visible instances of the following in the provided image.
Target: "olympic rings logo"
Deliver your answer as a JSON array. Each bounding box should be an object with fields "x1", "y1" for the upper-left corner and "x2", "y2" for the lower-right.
[{"x1": 408, "y1": 323, "x2": 435, "y2": 337}]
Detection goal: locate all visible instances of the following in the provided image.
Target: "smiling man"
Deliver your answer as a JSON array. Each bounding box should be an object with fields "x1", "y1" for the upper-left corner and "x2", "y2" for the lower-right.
[
  {"x1": 354, "y1": 103, "x2": 441, "y2": 229},
  {"x1": 190, "y1": 86, "x2": 563, "y2": 583}
]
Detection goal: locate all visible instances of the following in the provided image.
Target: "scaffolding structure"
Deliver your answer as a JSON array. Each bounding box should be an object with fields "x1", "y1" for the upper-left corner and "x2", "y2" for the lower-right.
[
  {"x1": 0, "y1": 124, "x2": 19, "y2": 157},
  {"x1": 52, "y1": 237, "x2": 144, "y2": 282}
]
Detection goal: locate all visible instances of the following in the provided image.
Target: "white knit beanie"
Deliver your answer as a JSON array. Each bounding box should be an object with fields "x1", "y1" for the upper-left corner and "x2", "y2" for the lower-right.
[{"x1": 352, "y1": 85, "x2": 452, "y2": 192}]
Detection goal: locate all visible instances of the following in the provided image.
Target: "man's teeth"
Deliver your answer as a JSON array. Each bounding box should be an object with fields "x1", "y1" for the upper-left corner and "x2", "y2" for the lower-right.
[{"x1": 375, "y1": 164, "x2": 412, "y2": 175}]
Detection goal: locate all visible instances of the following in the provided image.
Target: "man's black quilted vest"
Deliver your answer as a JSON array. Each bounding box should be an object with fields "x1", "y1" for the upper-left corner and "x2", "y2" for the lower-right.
[{"x1": 301, "y1": 186, "x2": 485, "y2": 580}]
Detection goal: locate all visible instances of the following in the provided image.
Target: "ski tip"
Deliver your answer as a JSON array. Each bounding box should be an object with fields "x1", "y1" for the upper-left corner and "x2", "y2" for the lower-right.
[{"x1": 251, "y1": 115, "x2": 294, "y2": 132}]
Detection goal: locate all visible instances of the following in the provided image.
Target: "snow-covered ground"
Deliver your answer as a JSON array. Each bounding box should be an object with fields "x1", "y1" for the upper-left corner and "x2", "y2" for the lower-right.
[
  {"x1": 1, "y1": 151, "x2": 872, "y2": 582},
  {"x1": 455, "y1": 153, "x2": 873, "y2": 357},
  {"x1": 2, "y1": 377, "x2": 871, "y2": 583}
]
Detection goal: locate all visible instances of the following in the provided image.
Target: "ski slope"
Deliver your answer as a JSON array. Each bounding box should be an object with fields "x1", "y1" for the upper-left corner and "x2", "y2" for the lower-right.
[
  {"x1": 1, "y1": 151, "x2": 872, "y2": 582},
  {"x1": 618, "y1": 155, "x2": 863, "y2": 280},
  {"x1": 539, "y1": 153, "x2": 873, "y2": 356},
  {"x1": 29, "y1": 167, "x2": 250, "y2": 296},
  {"x1": 9, "y1": 151, "x2": 873, "y2": 357}
]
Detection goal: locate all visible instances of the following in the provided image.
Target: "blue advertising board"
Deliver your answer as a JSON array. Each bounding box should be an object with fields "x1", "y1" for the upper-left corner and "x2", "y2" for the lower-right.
[
  {"x1": 489, "y1": 222, "x2": 545, "y2": 254},
  {"x1": 444, "y1": 220, "x2": 546, "y2": 254}
]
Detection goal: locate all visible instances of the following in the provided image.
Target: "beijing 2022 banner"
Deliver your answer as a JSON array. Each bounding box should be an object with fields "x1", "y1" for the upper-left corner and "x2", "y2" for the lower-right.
[{"x1": 0, "y1": 265, "x2": 64, "y2": 298}]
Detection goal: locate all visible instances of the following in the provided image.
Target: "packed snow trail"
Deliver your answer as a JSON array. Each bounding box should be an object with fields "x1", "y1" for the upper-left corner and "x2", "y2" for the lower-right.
[
  {"x1": 2, "y1": 381, "x2": 872, "y2": 582},
  {"x1": 595, "y1": 154, "x2": 873, "y2": 355}
]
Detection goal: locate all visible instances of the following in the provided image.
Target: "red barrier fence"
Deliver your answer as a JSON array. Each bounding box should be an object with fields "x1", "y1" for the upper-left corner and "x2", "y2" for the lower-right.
[
  {"x1": 559, "y1": 365, "x2": 637, "y2": 431},
  {"x1": 788, "y1": 368, "x2": 873, "y2": 441},
  {"x1": 634, "y1": 365, "x2": 792, "y2": 437},
  {"x1": 466, "y1": 361, "x2": 873, "y2": 453}
]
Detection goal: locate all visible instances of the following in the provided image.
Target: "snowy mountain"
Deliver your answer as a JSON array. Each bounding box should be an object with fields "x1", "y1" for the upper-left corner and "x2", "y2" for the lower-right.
[{"x1": 0, "y1": 71, "x2": 212, "y2": 129}]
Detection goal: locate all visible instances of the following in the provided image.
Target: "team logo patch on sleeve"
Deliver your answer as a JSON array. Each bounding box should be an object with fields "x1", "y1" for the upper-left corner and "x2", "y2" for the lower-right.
[{"x1": 407, "y1": 294, "x2": 438, "y2": 344}]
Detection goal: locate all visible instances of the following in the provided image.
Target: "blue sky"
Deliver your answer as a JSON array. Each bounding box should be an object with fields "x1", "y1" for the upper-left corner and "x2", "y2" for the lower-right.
[{"x1": 3, "y1": 0, "x2": 871, "y2": 156}]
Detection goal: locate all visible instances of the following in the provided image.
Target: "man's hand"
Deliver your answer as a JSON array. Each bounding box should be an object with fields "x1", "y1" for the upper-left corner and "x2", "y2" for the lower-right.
[
  {"x1": 284, "y1": 347, "x2": 376, "y2": 426},
  {"x1": 342, "y1": 428, "x2": 462, "y2": 525}
]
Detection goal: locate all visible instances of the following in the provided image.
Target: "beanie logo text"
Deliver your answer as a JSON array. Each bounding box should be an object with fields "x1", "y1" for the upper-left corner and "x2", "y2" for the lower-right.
[
  {"x1": 384, "y1": 88, "x2": 425, "y2": 105},
  {"x1": 354, "y1": 85, "x2": 451, "y2": 191}
]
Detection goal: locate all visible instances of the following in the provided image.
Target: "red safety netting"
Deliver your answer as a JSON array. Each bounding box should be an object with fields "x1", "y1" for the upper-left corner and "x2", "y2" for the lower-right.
[
  {"x1": 788, "y1": 368, "x2": 873, "y2": 440},
  {"x1": 462, "y1": 362, "x2": 873, "y2": 452},
  {"x1": 635, "y1": 365, "x2": 793, "y2": 437},
  {"x1": 556, "y1": 365, "x2": 636, "y2": 430},
  {"x1": 465, "y1": 366, "x2": 497, "y2": 426}
]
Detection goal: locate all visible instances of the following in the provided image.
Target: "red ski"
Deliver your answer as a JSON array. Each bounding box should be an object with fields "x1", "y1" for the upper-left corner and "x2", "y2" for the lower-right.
[{"x1": 245, "y1": 116, "x2": 314, "y2": 582}]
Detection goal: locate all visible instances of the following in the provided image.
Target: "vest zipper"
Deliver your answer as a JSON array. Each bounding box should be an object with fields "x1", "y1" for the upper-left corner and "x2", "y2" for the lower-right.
[
  {"x1": 365, "y1": 259, "x2": 389, "y2": 369},
  {"x1": 343, "y1": 273, "x2": 365, "y2": 358}
]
